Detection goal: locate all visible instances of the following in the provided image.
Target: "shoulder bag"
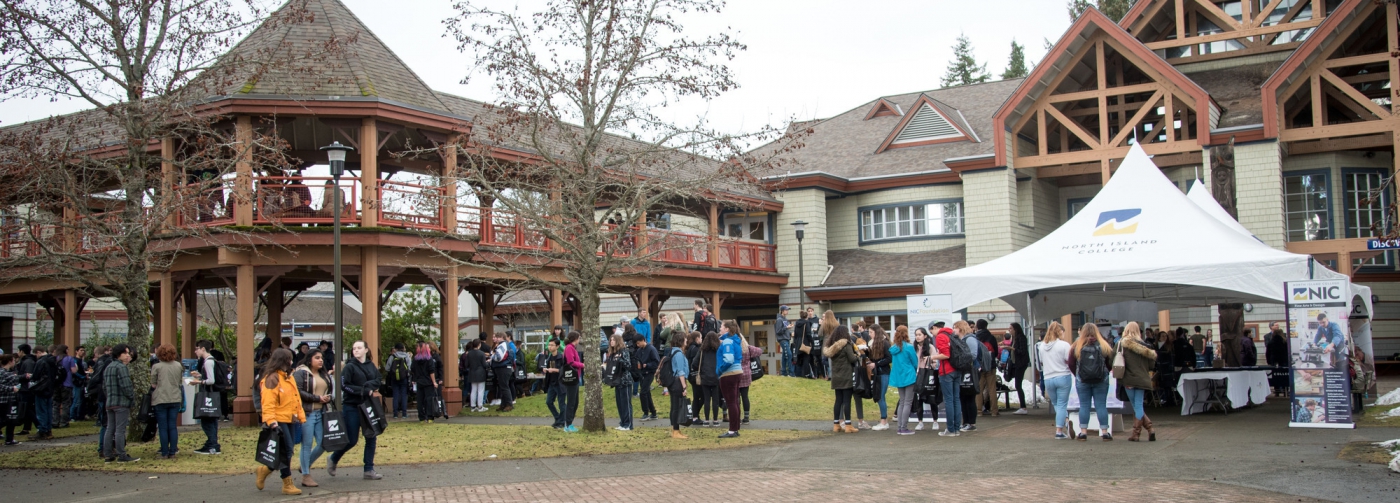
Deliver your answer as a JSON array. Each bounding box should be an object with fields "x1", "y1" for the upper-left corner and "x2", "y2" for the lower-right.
[{"x1": 1111, "y1": 342, "x2": 1126, "y2": 379}]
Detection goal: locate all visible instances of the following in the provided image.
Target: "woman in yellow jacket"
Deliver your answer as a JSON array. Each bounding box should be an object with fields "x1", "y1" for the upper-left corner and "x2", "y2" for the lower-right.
[{"x1": 256, "y1": 348, "x2": 305, "y2": 495}]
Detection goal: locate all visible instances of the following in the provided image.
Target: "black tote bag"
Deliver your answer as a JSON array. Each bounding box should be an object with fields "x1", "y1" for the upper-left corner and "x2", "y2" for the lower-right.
[
  {"x1": 255, "y1": 426, "x2": 282, "y2": 470},
  {"x1": 193, "y1": 389, "x2": 222, "y2": 419},
  {"x1": 319, "y1": 409, "x2": 350, "y2": 452},
  {"x1": 359, "y1": 398, "x2": 387, "y2": 438}
]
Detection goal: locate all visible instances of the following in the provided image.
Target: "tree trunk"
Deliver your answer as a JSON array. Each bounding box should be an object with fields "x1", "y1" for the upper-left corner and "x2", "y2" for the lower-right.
[
  {"x1": 122, "y1": 288, "x2": 152, "y2": 442},
  {"x1": 577, "y1": 290, "x2": 607, "y2": 432}
]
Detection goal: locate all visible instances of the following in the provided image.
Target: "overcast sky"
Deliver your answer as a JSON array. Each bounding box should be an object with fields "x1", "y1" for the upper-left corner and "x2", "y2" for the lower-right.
[{"x1": 0, "y1": 0, "x2": 1074, "y2": 135}]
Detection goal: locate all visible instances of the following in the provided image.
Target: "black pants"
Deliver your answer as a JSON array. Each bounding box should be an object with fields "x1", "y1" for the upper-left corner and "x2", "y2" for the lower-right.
[
  {"x1": 689, "y1": 381, "x2": 702, "y2": 418},
  {"x1": 274, "y1": 423, "x2": 294, "y2": 478},
  {"x1": 415, "y1": 383, "x2": 435, "y2": 420},
  {"x1": 833, "y1": 388, "x2": 853, "y2": 422},
  {"x1": 19, "y1": 397, "x2": 34, "y2": 432},
  {"x1": 1009, "y1": 362, "x2": 1028, "y2": 408},
  {"x1": 637, "y1": 374, "x2": 656, "y2": 415},
  {"x1": 702, "y1": 384, "x2": 720, "y2": 420},
  {"x1": 669, "y1": 389, "x2": 687, "y2": 430},
  {"x1": 563, "y1": 383, "x2": 579, "y2": 426},
  {"x1": 960, "y1": 392, "x2": 977, "y2": 425},
  {"x1": 493, "y1": 367, "x2": 514, "y2": 407},
  {"x1": 739, "y1": 386, "x2": 750, "y2": 415}
]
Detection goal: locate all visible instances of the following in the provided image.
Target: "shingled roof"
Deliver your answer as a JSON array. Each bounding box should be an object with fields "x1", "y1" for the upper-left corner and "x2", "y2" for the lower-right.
[
  {"x1": 205, "y1": 0, "x2": 452, "y2": 114},
  {"x1": 821, "y1": 245, "x2": 965, "y2": 288},
  {"x1": 758, "y1": 79, "x2": 1021, "y2": 180}
]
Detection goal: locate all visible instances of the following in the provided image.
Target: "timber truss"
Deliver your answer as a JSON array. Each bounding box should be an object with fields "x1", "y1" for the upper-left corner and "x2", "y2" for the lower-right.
[{"x1": 1123, "y1": 0, "x2": 1332, "y2": 65}]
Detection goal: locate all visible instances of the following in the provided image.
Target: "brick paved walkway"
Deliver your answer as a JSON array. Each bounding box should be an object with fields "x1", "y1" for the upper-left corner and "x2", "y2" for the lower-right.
[{"x1": 304, "y1": 470, "x2": 1323, "y2": 503}]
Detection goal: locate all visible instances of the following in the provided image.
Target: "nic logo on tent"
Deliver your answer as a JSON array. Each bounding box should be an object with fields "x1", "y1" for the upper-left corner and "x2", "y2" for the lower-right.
[{"x1": 1093, "y1": 208, "x2": 1142, "y2": 236}]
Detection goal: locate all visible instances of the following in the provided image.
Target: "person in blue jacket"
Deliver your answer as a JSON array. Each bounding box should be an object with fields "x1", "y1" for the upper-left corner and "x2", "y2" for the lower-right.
[
  {"x1": 1312, "y1": 313, "x2": 1345, "y2": 370},
  {"x1": 716, "y1": 320, "x2": 746, "y2": 438},
  {"x1": 665, "y1": 330, "x2": 690, "y2": 439},
  {"x1": 889, "y1": 326, "x2": 918, "y2": 435}
]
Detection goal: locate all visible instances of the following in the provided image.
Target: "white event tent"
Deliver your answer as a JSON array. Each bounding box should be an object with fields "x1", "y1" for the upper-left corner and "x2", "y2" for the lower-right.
[{"x1": 923, "y1": 144, "x2": 1372, "y2": 322}]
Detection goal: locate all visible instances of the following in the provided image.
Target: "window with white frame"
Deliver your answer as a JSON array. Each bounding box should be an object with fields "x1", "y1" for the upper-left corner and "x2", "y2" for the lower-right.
[
  {"x1": 1343, "y1": 169, "x2": 1390, "y2": 268},
  {"x1": 722, "y1": 213, "x2": 768, "y2": 242},
  {"x1": 860, "y1": 201, "x2": 963, "y2": 242},
  {"x1": 1283, "y1": 173, "x2": 1330, "y2": 242}
]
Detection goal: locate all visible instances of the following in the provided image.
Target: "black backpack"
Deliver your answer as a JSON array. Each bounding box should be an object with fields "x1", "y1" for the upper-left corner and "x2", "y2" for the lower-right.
[
  {"x1": 387, "y1": 355, "x2": 409, "y2": 384},
  {"x1": 945, "y1": 333, "x2": 974, "y2": 373},
  {"x1": 701, "y1": 314, "x2": 720, "y2": 336},
  {"x1": 658, "y1": 349, "x2": 678, "y2": 389},
  {"x1": 85, "y1": 358, "x2": 109, "y2": 398},
  {"x1": 211, "y1": 360, "x2": 233, "y2": 391},
  {"x1": 1078, "y1": 341, "x2": 1108, "y2": 384}
]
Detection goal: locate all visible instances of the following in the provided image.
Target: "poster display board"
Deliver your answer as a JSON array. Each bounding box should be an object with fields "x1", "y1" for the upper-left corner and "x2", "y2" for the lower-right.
[
  {"x1": 1285, "y1": 280, "x2": 1354, "y2": 429},
  {"x1": 907, "y1": 294, "x2": 960, "y2": 329}
]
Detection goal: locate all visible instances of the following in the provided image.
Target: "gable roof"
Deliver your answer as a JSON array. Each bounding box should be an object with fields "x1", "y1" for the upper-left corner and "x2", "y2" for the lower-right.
[
  {"x1": 992, "y1": 7, "x2": 1216, "y2": 166},
  {"x1": 202, "y1": 0, "x2": 451, "y2": 114},
  {"x1": 863, "y1": 99, "x2": 902, "y2": 120},
  {"x1": 1260, "y1": 0, "x2": 1372, "y2": 138},
  {"x1": 875, "y1": 95, "x2": 977, "y2": 153},
  {"x1": 754, "y1": 79, "x2": 1022, "y2": 181}
]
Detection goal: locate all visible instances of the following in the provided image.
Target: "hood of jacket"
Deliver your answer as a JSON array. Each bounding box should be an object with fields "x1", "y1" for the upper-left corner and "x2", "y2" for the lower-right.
[{"x1": 822, "y1": 338, "x2": 849, "y2": 358}]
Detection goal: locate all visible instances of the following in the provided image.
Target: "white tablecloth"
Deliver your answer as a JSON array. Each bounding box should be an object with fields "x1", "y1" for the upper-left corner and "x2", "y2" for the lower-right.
[{"x1": 1176, "y1": 370, "x2": 1270, "y2": 416}]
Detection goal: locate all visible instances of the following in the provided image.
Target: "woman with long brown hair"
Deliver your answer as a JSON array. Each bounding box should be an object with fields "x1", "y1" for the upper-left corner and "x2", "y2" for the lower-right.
[
  {"x1": 823, "y1": 325, "x2": 860, "y2": 433},
  {"x1": 1120, "y1": 322, "x2": 1158, "y2": 442},
  {"x1": 1069, "y1": 324, "x2": 1115, "y2": 441},
  {"x1": 697, "y1": 331, "x2": 722, "y2": 426},
  {"x1": 255, "y1": 348, "x2": 304, "y2": 495},
  {"x1": 149, "y1": 344, "x2": 183, "y2": 459},
  {"x1": 866, "y1": 325, "x2": 892, "y2": 430},
  {"x1": 1037, "y1": 321, "x2": 1073, "y2": 439},
  {"x1": 889, "y1": 326, "x2": 918, "y2": 435}
]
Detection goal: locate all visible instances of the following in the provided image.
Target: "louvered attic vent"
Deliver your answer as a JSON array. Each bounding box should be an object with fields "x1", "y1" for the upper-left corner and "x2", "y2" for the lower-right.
[{"x1": 893, "y1": 103, "x2": 963, "y2": 143}]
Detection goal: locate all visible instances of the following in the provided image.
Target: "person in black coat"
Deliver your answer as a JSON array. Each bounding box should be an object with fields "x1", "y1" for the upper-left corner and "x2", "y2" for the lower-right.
[
  {"x1": 461, "y1": 340, "x2": 490, "y2": 412},
  {"x1": 29, "y1": 346, "x2": 58, "y2": 440},
  {"x1": 328, "y1": 341, "x2": 384, "y2": 480},
  {"x1": 632, "y1": 338, "x2": 660, "y2": 421},
  {"x1": 792, "y1": 313, "x2": 812, "y2": 379},
  {"x1": 410, "y1": 342, "x2": 440, "y2": 421}
]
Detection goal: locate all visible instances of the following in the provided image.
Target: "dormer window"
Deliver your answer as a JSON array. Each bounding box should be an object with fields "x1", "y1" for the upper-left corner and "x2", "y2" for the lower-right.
[{"x1": 892, "y1": 103, "x2": 964, "y2": 144}]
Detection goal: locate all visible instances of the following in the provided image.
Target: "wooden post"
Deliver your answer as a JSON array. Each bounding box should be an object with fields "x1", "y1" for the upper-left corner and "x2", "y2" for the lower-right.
[
  {"x1": 479, "y1": 286, "x2": 495, "y2": 337},
  {"x1": 63, "y1": 290, "x2": 78, "y2": 349},
  {"x1": 160, "y1": 272, "x2": 175, "y2": 349},
  {"x1": 362, "y1": 247, "x2": 380, "y2": 356},
  {"x1": 636, "y1": 288, "x2": 650, "y2": 323},
  {"x1": 1101, "y1": 158, "x2": 1112, "y2": 185},
  {"x1": 442, "y1": 269, "x2": 461, "y2": 416},
  {"x1": 182, "y1": 286, "x2": 197, "y2": 359},
  {"x1": 710, "y1": 291, "x2": 722, "y2": 320},
  {"x1": 161, "y1": 137, "x2": 176, "y2": 229},
  {"x1": 234, "y1": 264, "x2": 256, "y2": 426},
  {"x1": 152, "y1": 292, "x2": 163, "y2": 349},
  {"x1": 442, "y1": 136, "x2": 457, "y2": 233},
  {"x1": 265, "y1": 278, "x2": 283, "y2": 348},
  {"x1": 1061, "y1": 314, "x2": 1073, "y2": 333},
  {"x1": 234, "y1": 116, "x2": 254, "y2": 226},
  {"x1": 636, "y1": 198, "x2": 648, "y2": 254},
  {"x1": 550, "y1": 288, "x2": 564, "y2": 329},
  {"x1": 708, "y1": 203, "x2": 719, "y2": 267},
  {"x1": 1157, "y1": 310, "x2": 1171, "y2": 335},
  {"x1": 1338, "y1": 251, "x2": 1353, "y2": 276},
  {"x1": 361, "y1": 118, "x2": 379, "y2": 227}
]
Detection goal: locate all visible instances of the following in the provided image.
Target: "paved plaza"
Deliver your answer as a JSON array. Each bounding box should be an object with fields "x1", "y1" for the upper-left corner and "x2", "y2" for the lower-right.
[{"x1": 5, "y1": 393, "x2": 1399, "y2": 503}]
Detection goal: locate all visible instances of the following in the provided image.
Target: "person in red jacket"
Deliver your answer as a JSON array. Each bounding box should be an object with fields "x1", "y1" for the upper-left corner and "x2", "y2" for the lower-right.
[{"x1": 932, "y1": 323, "x2": 963, "y2": 436}]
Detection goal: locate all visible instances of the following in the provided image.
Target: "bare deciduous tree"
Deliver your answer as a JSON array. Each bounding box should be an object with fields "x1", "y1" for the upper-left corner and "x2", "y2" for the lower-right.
[{"x1": 443, "y1": 0, "x2": 804, "y2": 432}]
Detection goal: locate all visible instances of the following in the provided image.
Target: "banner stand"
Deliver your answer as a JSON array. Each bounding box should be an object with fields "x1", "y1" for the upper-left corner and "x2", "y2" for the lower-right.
[{"x1": 1284, "y1": 279, "x2": 1356, "y2": 429}]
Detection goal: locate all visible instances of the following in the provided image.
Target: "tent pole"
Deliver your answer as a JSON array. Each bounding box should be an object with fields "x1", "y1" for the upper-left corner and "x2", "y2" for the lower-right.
[{"x1": 1028, "y1": 292, "x2": 1042, "y2": 409}]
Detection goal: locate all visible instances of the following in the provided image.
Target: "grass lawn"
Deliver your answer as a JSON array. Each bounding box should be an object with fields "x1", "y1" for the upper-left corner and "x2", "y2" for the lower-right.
[
  {"x1": 1357, "y1": 401, "x2": 1400, "y2": 428},
  {"x1": 39, "y1": 422, "x2": 101, "y2": 440},
  {"x1": 460, "y1": 375, "x2": 900, "y2": 422},
  {"x1": 0, "y1": 421, "x2": 818, "y2": 475}
]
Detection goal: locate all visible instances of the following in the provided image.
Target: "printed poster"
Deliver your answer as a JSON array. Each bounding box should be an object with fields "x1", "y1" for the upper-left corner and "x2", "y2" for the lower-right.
[
  {"x1": 1284, "y1": 280, "x2": 1354, "y2": 429},
  {"x1": 907, "y1": 294, "x2": 959, "y2": 330}
]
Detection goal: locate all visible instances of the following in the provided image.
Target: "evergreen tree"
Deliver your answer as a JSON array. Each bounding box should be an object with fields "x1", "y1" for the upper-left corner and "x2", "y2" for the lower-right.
[
  {"x1": 1067, "y1": 0, "x2": 1131, "y2": 21},
  {"x1": 941, "y1": 33, "x2": 991, "y2": 87},
  {"x1": 1002, "y1": 40, "x2": 1029, "y2": 79}
]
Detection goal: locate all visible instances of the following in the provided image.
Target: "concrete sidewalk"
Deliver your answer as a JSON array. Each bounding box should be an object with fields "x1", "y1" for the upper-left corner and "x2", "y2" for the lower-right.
[{"x1": 3, "y1": 399, "x2": 1397, "y2": 503}]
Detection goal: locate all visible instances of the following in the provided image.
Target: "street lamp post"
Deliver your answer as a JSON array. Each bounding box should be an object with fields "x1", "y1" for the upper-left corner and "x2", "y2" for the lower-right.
[
  {"x1": 791, "y1": 220, "x2": 807, "y2": 316},
  {"x1": 321, "y1": 141, "x2": 353, "y2": 410}
]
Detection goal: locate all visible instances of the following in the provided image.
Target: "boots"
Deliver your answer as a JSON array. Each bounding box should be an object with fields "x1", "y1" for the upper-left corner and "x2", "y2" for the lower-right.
[
  {"x1": 301, "y1": 474, "x2": 319, "y2": 487},
  {"x1": 1143, "y1": 415, "x2": 1156, "y2": 442},
  {"x1": 281, "y1": 477, "x2": 302, "y2": 495},
  {"x1": 833, "y1": 424, "x2": 841, "y2": 433},
  {"x1": 842, "y1": 424, "x2": 859, "y2": 433},
  {"x1": 1128, "y1": 418, "x2": 1143, "y2": 442},
  {"x1": 670, "y1": 429, "x2": 689, "y2": 439},
  {"x1": 255, "y1": 466, "x2": 272, "y2": 490}
]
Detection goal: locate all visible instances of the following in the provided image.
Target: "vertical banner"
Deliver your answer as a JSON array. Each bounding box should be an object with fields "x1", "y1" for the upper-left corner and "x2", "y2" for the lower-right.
[
  {"x1": 1284, "y1": 280, "x2": 1354, "y2": 429},
  {"x1": 907, "y1": 294, "x2": 959, "y2": 330}
]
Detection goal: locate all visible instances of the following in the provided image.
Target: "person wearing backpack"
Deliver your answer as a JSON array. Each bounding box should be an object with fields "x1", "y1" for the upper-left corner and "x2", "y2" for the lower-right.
[
  {"x1": 974, "y1": 320, "x2": 1001, "y2": 417},
  {"x1": 604, "y1": 334, "x2": 634, "y2": 431},
  {"x1": 562, "y1": 332, "x2": 585, "y2": 432},
  {"x1": 1119, "y1": 322, "x2": 1159, "y2": 442},
  {"x1": 1068, "y1": 324, "x2": 1115, "y2": 441},
  {"x1": 1, "y1": 354, "x2": 22, "y2": 446},
  {"x1": 1035, "y1": 322, "x2": 1073, "y2": 439},
  {"x1": 633, "y1": 336, "x2": 660, "y2": 421},
  {"x1": 956, "y1": 324, "x2": 982, "y2": 432},
  {"x1": 931, "y1": 322, "x2": 971, "y2": 437},
  {"x1": 737, "y1": 334, "x2": 761, "y2": 425},
  {"x1": 411, "y1": 342, "x2": 440, "y2": 422},
  {"x1": 29, "y1": 345, "x2": 57, "y2": 441},
  {"x1": 540, "y1": 340, "x2": 566, "y2": 428},
  {"x1": 490, "y1": 333, "x2": 515, "y2": 412},
  {"x1": 189, "y1": 340, "x2": 226, "y2": 455},
  {"x1": 661, "y1": 330, "x2": 691, "y2": 438},
  {"x1": 824, "y1": 325, "x2": 859, "y2": 433},
  {"x1": 385, "y1": 343, "x2": 411, "y2": 419}
]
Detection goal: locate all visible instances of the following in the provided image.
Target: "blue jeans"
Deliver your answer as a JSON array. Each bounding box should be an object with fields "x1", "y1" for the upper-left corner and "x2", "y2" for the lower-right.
[
  {"x1": 69, "y1": 387, "x2": 84, "y2": 420},
  {"x1": 1125, "y1": 387, "x2": 1147, "y2": 419},
  {"x1": 874, "y1": 374, "x2": 890, "y2": 419},
  {"x1": 34, "y1": 395, "x2": 53, "y2": 434},
  {"x1": 1044, "y1": 375, "x2": 1072, "y2": 429},
  {"x1": 614, "y1": 385, "x2": 633, "y2": 429},
  {"x1": 300, "y1": 410, "x2": 326, "y2": 475},
  {"x1": 780, "y1": 340, "x2": 794, "y2": 376},
  {"x1": 200, "y1": 417, "x2": 220, "y2": 450},
  {"x1": 546, "y1": 384, "x2": 565, "y2": 427},
  {"x1": 1075, "y1": 378, "x2": 1110, "y2": 430},
  {"x1": 154, "y1": 402, "x2": 180, "y2": 456},
  {"x1": 938, "y1": 372, "x2": 962, "y2": 433},
  {"x1": 391, "y1": 382, "x2": 409, "y2": 417},
  {"x1": 330, "y1": 404, "x2": 376, "y2": 472}
]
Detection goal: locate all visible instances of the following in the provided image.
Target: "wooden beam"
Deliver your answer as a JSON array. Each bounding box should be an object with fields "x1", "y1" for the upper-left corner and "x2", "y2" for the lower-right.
[
  {"x1": 1037, "y1": 109, "x2": 1048, "y2": 156},
  {"x1": 1044, "y1": 105, "x2": 1101, "y2": 149},
  {"x1": 1323, "y1": 52, "x2": 1391, "y2": 69},
  {"x1": 1192, "y1": 0, "x2": 1243, "y2": 30},
  {"x1": 1040, "y1": 161, "x2": 1106, "y2": 178},
  {"x1": 1280, "y1": 119, "x2": 1400, "y2": 142},
  {"x1": 1176, "y1": 0, "x2": 1187, "y2": 40},
  {"x1": 1012, "y1": 34, "x2": 1103, "y2": 133},
  {"x1": 1048, "y1": 82, "x2": 1159, "y2": 104},
  {"x1": 1389, "y1": 3, "x2": 1399, "y2": 112},
  {"x1": 1146, "y1": 17, "x2": 1323, "y2": 49},
  {"x1": 1286, "y1": 133, "x2": 1392, "y2": 154},
  {"x1": 1111, "y1": 91, "x2": 1165, "y2": 147},
  {"x1": 361, "y1": 118, "x2": 379, "y2": 227},
  {"x1": 1014, "y1": 142, "x2": 1201, "y2": 168},
  {"x1": 234, "y1": 116, "x2": 253, "y2": 226},
  {"x1": 1096, "y1": 40, "x2": 1108, "y2": 147},
  {"x1": 1311, "y1": 74, "x2": 1324, "y2": 127},
  {"x1": 1320, "y1": 75, "x2": 1388, "y2": 121}
]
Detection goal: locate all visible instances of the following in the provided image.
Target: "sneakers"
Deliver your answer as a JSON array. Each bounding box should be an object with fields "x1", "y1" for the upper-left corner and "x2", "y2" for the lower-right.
[
  {"x1": 639, "y1": 415, "x2": 653, "y2": 422},
  {"x1": 718, "y1": 431, "x2": 740, "y2": 438},
  {"x1": 3, "y1": 441, "x2": 20, "y2": 446},
  {"x1": 938, "y1": 430, "x2": 960, "y2": 437},
  {"x1": 193, "y1": 447, "x2": 220, "y2": 455},
  {"x1": 1101, "y1": 432, "x2": 1113, "y2": 441},
  {"x1": 1076, "y1": 433, "x2": 1088, "y2": 441},
  {"x1": 326, "y1": 457, "x2": 338, "y2": 477},
  {"x1": 741, "y1": 416, "x2": 749, "y2": 424},
  {"x1": 963, "y1": 424, "x2": 977, "y2": 431},
  {"x1": 115, "y1": 455, "x2": 140, "y2": 463},
  {"x1": 104, "y1": 457, "x2": 115, "y2": 463},
  {"x1": 363, "y1": 470, "x2": 382, "y2": 480},
  {"x1": 896, "y1": 428, "x2": 914, "y2": 435},
  {"x1": 614, "y1": 426, "x2": 632, "y2": 431},
  {"x1": 1055, "y1": 432, "x2": 1069, "y2": 440},
  {"x1": 913, "y1": 422, "x2": 925, "y2": 431},
  {"x1": 857, "y1": 421, "x2": 871, "y2": 430},
  {"x1": 1014, "y1": 408, "x2": 1029, "y2": 415},
  {"x1": 871, "y1": 423, "x2": 889, "y2": 431},
  {"x1": 564, "y1": 425, "x2": 578, "y2": 433}
]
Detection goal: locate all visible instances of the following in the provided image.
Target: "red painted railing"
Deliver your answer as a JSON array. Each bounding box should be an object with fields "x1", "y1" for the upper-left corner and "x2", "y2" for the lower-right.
[
  {"x1": 255, "y1": 176, "x2": 359, "y2": 226},
  {"x1": 718, "y1": 239, "x2": 776, "y2": 271},
  {"x1": 0, "y1": 223, "x2": 56, "y2": 259},
  {"x1": 378, "y1": 179, "x2": 446, "y2": 232}
]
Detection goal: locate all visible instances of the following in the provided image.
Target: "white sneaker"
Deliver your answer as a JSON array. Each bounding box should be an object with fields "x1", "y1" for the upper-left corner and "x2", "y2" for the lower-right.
[
  {"x1": 938, "y1": 430, "x2": 960, "y2": 437},
  {"x1": 1014, "y1": 408, "x2": 1029, "y2": 415},
  {"x1": 614, "y1": 426, "x2": 631, "y2": 431},
  {"x1": 914, "y1": 422, "x2": 925, "y2": 431},
  {"x1": 871, "y1": 423, "x2": 889, "y2": 431}
]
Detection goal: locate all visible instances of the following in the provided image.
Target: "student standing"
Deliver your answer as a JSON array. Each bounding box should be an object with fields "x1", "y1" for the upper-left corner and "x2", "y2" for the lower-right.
[
  {"x1": 911, "y1": 327, "x2": 938, "y2": 432},
  {"x1": 606, "y1": 334, "x2": 634, "y2": 431},
  {"x1": 0, "y1": 355, "x2": 20, "y2": 446},
  {"x1": 865, "y1": 326, "x2": 892, "y2": 431},
  {"x1": 541, "y1": 340, "x2": 566, "y2": 428},
  {"x1": 1068, "y1": 324, "x2": 1114, "y2": 441},
  {"x1": 1008, "y1": 323, "x2": 1031, "y2": 414},
  {"x1": 824, "y1": 325, "x2": 859, "y2": 433},
  {"x1": 490, "y1": 332, "x2": 515, "y2": 412},
  {"x1": 697, "y1": 332, "x2": 721, "y2": 426},
  {"x1": 385, "y1": 343, "x2": 411, "y2": 419},
  {"x1": 562, "y1": 332, "x2": 585, "y2": 432},
  {"x1": 931, "y1": 323, "x2": 962, "y2": 437},
  {"x1": 1037, "y1": 322, "x2": 1073, "y2": 439},
  {"x1": 1119, "y1": 322, "x2": 1159, "y2": 442},
  {"x1": 463, "y1": 340, "x2": 489, "y2": 412},
  {"x1": 716, "y1": 321, "x2": 745, "y2": 438},
  {"x1": 737, "y1": 334, "x2": 761, "y2": 424},
  {"x1": 775, "y1": 305, "x2": 793, "y2": 377},
  {"x1": 956, "y1": 321, "x2": 982, "y2": 432},
  {"x1": 254, "y1": 348, "x2": 303, "y2": 495},
  {"x1": 192, "y1": 340, "x2": 224, "y2": 454},
  {"x1": 101, "y1": 344, "x2": 138, "y2": 462},
  {"x1": 889, "y1": 326, "x2": 918, "y2": 435},
  {"x1": 664, "y1": 331, "x2": 691, "y2": 438},
  {"x1": 149, "y1": 344, "x2": 183, "y2": 459},
  {"x1": 411, "y1": 342, "x2": 439, "y2": 422},
  {"x1": 293, "y1": 349, "x2": 332, "y2": 487},
  {"x1": 633, "y1": 336, "x2": 660, "y2": 421},
  {"x1": 327, "y1": 341, "x2": 384, "y2": 481}
]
